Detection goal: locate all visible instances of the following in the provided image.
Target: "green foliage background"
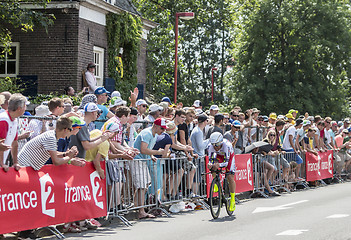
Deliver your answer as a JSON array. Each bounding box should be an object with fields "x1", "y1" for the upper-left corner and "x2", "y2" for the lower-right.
[{"x1": 106, "y1": 13, "x2": 142, "y2": 101}]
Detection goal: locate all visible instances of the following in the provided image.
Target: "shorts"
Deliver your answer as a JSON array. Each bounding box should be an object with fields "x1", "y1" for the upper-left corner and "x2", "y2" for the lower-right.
[
  {"x1": 106, "y1": 160, "x2": 126, "y2": 186},
  {"x1": 284, "y1": 149, "x2": 303, "y2": 164},
  {"x1": 129, "y1": 159, "x2": 151, "y2": 189},
  {"x1": 261, "y1": 155, "x2": 277, "y2": 171}
]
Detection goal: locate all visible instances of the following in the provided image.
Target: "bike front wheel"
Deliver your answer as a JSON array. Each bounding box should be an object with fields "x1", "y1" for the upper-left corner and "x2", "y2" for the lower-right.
[{"x1": 209, "y1": 177, "x2": 222, "y2": 219}]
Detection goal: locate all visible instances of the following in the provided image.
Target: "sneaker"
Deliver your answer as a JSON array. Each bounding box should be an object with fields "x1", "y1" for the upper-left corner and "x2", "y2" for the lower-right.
[
  {"x1": 89, "y1": 218, "x2": 102, "y2": 227},
  {"x1": 72, "y1": 223, "x2": 87, "y2": 231},
  {"x1": 269, "y1": 191, "x2": 281, "y2": 197},
  {"x1": 84, "y1": 220, "x2": 98, "y2": 230},
  {"x1": 229, "y1": 198, "x2": 236, "y2": 212},
  {"x1": 63, "y1": 224, "x2": 81, "y2": 233}
]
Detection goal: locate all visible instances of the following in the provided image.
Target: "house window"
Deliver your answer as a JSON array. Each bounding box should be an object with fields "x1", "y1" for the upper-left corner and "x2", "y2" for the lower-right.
[
  {"x1": 93, "y1": 46, "x2": 104, "y2": 86},
  {"x1": 0, "y1": 42, "x2": 20, "y2": 77}
]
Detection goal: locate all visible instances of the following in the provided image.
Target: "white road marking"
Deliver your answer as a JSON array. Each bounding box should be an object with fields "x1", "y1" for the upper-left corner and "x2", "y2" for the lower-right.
[
  {"x1": 326, "y1": 214, "x2": 349, "y2": 219},
  {"x1": 276, "y1": 230, "x2": 308, "y2": 236},
  {"x1": 252, "y1": 200, "x2": 309, "y2": 213}
]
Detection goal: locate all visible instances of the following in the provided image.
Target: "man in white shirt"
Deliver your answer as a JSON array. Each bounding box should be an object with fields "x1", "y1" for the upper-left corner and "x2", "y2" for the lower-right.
[
  {"x1": 85, "y1": 62, "x2": 97, "y2": 94},
  {"x1": 283, "y1": 119, "x2": 304, "y2": 179}
]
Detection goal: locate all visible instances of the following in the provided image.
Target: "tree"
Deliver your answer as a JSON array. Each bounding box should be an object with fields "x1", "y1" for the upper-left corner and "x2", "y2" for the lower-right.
[
  {"x1": 0, "y1": 0, "x2": 54, "y2": 52},
  {"x1": 227, "y1": 0, "x2": 351, "y2": 118}
]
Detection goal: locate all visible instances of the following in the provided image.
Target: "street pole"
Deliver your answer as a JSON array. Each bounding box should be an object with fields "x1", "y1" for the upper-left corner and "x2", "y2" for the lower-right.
[{"x1": 174, "y1": 12, "x2": 194, "y2": 104}]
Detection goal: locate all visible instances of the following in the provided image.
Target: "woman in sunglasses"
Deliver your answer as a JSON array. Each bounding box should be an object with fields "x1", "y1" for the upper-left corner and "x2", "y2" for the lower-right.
[{"x1": 207, "y1": 132, "x2": 236, "y2": 212}]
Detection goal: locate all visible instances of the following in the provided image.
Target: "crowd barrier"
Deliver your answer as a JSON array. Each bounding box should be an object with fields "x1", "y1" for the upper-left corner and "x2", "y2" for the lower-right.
[{"x1": 0, "y1": 162, "x2": 107, "y2": 235}]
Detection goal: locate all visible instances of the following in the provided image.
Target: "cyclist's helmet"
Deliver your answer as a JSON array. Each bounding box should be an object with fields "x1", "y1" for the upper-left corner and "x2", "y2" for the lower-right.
[
  {"x1": 69, "y1": 116, "x2": 86, "y2": 128},
  {"x1": 209, "y1": 132, "x2": 223, "y2": 145}
]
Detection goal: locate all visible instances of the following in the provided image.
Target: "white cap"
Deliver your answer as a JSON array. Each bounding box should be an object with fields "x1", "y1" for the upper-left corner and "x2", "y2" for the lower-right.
[
  {"x1": 210, "y1": 105, "x2": 219, "y2": 111},
  {"x1": 109, "y1": 96, "x2": 126, "y2": 108},
  {"x1": 136, "y1": 99, "x2": 148, "y2": 106},
  {"x1": 35, "y1": 105, "x2": 51, "y2": 117},
  {"x1": 84, "y1": 102, "x2": 100, "y2": 113},
  {"x1": 104, "y1": 121, "x2": 121, "y2": 133},
  {"x1": 195, "y1": 109, "x2": 203, "y2": 115},
  {"x1": 193, "y1": 100, "x2": 201, "y2": 108},
  {"x1": 111, "y1": 91, "x2": 121, "y2": 98},
  {"x1": 149, "y1": 104, "x2": 163, "y2": 113}
]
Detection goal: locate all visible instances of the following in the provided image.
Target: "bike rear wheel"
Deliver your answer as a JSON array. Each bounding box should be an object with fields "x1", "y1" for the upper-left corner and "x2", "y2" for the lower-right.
[
  {"x1": 223, "y1": 178, "x2": 234, "y2": 216},
  {"x1": 209, "y1": 177, "x2": 222, "y2": 219}
]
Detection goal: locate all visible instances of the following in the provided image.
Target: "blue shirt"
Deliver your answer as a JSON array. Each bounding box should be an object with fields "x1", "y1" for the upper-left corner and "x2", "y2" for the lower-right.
[
  {"x1": 95, "y1": 104, "x2": 109, "y2": 130},
  {"x1": 134, "y1": 127, "x2": 158, "y2": 159},
  {"x1": 190, "y1": 126, "x2": 210, "y2": 157},
  {"x1": 153, "y1": 133, "x2": 172, "y2": 158}
]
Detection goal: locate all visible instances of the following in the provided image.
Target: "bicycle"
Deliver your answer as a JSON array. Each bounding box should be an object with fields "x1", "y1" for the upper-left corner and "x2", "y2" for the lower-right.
[{"x1": 207, "y1": 166, "x2": 234, "y2": 219}]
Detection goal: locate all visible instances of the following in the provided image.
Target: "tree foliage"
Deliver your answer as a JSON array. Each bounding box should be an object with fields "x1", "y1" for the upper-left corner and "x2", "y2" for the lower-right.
[
  {"x1": 0, "y1": 0, "x2": 54, "y2": 53},
  {"x1": 132, "y1": 0, "x2": 234, "y2": 106},
  {"x1": 226, "y1": 0, "x2": 351, "y2": 118}
]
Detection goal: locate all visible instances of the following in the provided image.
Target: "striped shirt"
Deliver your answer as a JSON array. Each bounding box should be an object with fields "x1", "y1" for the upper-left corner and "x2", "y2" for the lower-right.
[{"x1": 18, "y1": 130, "x2": 58, "y2": 170}]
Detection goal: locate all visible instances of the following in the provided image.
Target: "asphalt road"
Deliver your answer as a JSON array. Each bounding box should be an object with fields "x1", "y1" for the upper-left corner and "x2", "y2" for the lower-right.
[{"x1": 62, "y1": 182, "x2": 351, "y2": 240}]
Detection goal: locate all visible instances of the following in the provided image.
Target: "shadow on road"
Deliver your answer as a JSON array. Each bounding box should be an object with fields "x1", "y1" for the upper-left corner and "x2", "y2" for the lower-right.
[{"x1": 209, "y1": 215, "x2": 236, "y2": 222}]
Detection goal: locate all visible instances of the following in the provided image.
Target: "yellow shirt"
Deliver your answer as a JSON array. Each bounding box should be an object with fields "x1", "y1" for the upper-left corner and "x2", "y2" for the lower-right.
[{"x1": 85, "y1": 129, "x2": 110, "y2": 162}]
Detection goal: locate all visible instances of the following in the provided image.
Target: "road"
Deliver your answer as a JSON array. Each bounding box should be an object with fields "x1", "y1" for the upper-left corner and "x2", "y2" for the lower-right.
[{"x1": 62, "y1": 182, "x2": 351, "y2": 240}]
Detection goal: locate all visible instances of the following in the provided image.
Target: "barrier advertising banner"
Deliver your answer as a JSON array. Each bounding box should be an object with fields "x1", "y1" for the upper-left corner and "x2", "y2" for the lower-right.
[
  {"x1": 305, "y1": 150, "x2": 333, "y2": 182},
  {"x1": 0, "y1": 162, "x2": 107, "y2": 234},
  {"x1": 205, "y1": 154, "x2": 254, "y2": 198}
]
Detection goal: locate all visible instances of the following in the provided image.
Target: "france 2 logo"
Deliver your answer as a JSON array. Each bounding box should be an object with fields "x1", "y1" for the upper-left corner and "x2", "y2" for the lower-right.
[
  {"x1": 90, "y1": 171, "x2": 104, "y2": 210},
  {"x1": 39, "y1": 173, "x2": 55, "y2": 217}
]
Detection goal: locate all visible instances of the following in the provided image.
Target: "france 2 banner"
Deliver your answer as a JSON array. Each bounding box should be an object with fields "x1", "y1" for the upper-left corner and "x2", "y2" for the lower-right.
[
  {"x1": 305, "y1": 150, "x2": 333, "y2": 182},
  {"x1": 234, "y1": 154, "x2": 254, "y2": 193},
  {"x1": 0, "y1": 162, "x2": 107, "y2": 235},
  {"x1": 205, "y1": 154, "x2": 254, "y2": 198}
]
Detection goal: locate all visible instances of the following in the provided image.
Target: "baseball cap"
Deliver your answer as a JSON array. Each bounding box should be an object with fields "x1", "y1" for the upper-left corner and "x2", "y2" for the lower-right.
[
  {"x1": 193, "y1": 100, "x2": 202, "y2": 108},
  {"x1": 295, "y1": 119, "x2": 303, "y2": 126},
  {"x1": 342, "y1": 129, "x2": 349, "y2": 134},
  {"x1": 232, "y1": 120, "x2": 241, "y2": 127},
  {"x1": 35, "y1": 105, "x2": 51, "y2": 117},
  {"x1": 252, "y1": 108, "x2": 260, "y2": 113},
  {"x1": 277, "y1": 115, "x2": 285, "y2": 120},
  {"x1": 84, "y1": 102, "x2": 101, "y2": 113},
  {"x1": 94, "y1": 87, "x2": 110, "y2": 95},
  {"x1": 210, "y1": 105, "x2": 219, "y2": 111},
  {"x1": 149, "y1": 104, "x2": 163, "y2": 113},
  {"x1": 159, "y1": 102, "x2": 168, "y2": 111},
  {"x1": 198, "y1": 114, "x2": 208, "y2": 123},
  {"x1": 87, "y1": 62, "x2": 96, "y2": 69},
  {"x1": 166, "y1": 121, "x2": 177, "y2": 134},
  {"x1": 154, "y1": 118, "x2": 168, "y2": 129},
  {"x1": 286, "y1": 113, "x2": 295, "y2": 119},
  {"x1": 263, "y1": 116, "x2": 269, "y2": 122},
  {"x1": 195, "y1": 109, "x2": 203, "y2": 115},
  {"x1": 348, "y1": 127, "x2": 351, "y2": 133},
  {"x1": 136, "y1": 99, "x2": 148, "y2": 106},
  {"x1": 331, "y1": 121, "x2": 337, "y2": 126},
  {"x1": 161, "y1": 97, "x2": 171, "y2": 104},
  {"x1": 111, "y1": 91, "x2": 121, "y2": 98},
  {"x1": 269, "y1": 113, "x2": 277, "y2": 120},
  {"x1": 69, "y1": 116, "x2": 86, "y2": 128},
  {"x1": 109, "y1": 96, "x2": 126, "y2": 108},
  {"x1": 302, "y1": 120, "x2": 311, "y2": 127},
  {"x1": 307, "y1": 116, "x2": 314, "y2": 121},
  {"x1": 288, "y1": 109, "x2": 298, "y2": 114},
  {"x1": 104, "y1": 121, "x2": 120, "y2": 132},
  {"x1": 344, "y1": 118, "x2": 350, "y2": 124}
]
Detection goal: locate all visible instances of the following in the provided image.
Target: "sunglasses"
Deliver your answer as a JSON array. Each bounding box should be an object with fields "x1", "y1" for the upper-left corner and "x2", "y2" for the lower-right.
[
  {"x1": 212, "y1": 142, "x2": 222, "y2": 147},
  {"x1": 232, "y1": 115, "x2": 239, "y2": 117},
  {"x1": 269, "y1": 134, "x2": 276, "y2": 137},
  {"x1": 141, "y1": 105, "x2": 147, "y2": 108}
]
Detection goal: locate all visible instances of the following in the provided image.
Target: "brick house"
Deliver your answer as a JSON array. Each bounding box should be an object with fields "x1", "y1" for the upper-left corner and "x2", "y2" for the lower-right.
[{"x1": 0, "y1": 0, "x2": 157, "y2": 96}]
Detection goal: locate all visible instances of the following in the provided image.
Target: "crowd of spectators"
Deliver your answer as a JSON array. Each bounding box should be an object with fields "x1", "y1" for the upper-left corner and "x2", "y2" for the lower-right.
[{"x1": 0, "y1": 71, "x2": 351, "y2": 232}]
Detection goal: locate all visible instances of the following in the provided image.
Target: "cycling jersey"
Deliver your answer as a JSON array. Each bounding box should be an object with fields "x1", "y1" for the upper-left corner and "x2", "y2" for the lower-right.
[{"x1": 208, "y1": 139, "x2": 236, "y2": 173}]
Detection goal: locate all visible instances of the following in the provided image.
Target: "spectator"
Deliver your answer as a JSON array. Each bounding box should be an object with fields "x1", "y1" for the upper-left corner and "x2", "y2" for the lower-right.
[
  {"x1": 27, "y1": 105, "x2": 51, "y2": 139},
  {"x1": 338, "y1": 118, "x2": 350, "y2": 134},
  {"x1": 242, "y1": 109, "x2": 253, "y2": 147},
  {"x1": 161, "y1": 97, "x2": 172, "y2": 107},
  {"x1": 46, "y1": 97, "x2": 65, "y2": 131},
  {"x1": 0, "y1": 93, "x2": 27, "y2": 172},
  {"x1": 64, "y1": 86, "x2": 87, "y2": 97},
  {"x1": 224, "y1": 120, "x2": 243, "y2": 154},
  {"x1": 283, "y1": 119, "x2": 304, "y2": 180},
  {"x1": 206, "y1": 113, "x2": 224, "y2": 139},
  {"x1": 209, "y1": 105, "x2": 219, "y2": 117},
  {"x1": 109, "y1": 96, "x2": 127, "y2": 114},
  {"x1": 0, "y1": 91, "x2": 11, "y2": 114},
  {"x1": 130, "y1": 118, "x2": 166, "y2": 219},
  {"x1": 18, "y1": 117, "x2": 86, "y2": 170},
  {"x1": 229, "y1": 110, "x2": 239, "y2": 124},
  {"x1": 178, "y1": 108, "x2": 196, "y2": 146},
  {"x1": 302, "y1": 128, "x2": 318, "y2": 156},
  {"x1": 126, "y1": 107, "x2": 139, "y2": 148},
  {"x1": 85, "y1": 62, "x2": 97, "y2": 94},
  {"x1": 268, "y1": 112, "x2": 277, "y2": 127},
  {"x1": 69, "y1": 103, "x2": 111, "y2": 158},
  {"x1": 94, "y1": 87, "x2": 114, "y2": 130},
  {"x1": 335, "y1": 129, "x2": 351, "y2": 173},
  {"x1": 159, "y1": 102, "x2": 169, "y2": 117},
  {"x1": 145, "y1": 104, "x2": 163, "y2": 124},
  {"x1": 165, "y1": 107, "x2": 175, "y2": 121},
  {"x1": 193, "y1": 100, "x2": 202, "y2": 110}
]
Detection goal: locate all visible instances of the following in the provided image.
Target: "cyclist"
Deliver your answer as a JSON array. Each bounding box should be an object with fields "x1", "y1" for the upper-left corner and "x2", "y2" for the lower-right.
[{"x1": 207, "y1": 132, "x2": 236, "y2": 211}]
